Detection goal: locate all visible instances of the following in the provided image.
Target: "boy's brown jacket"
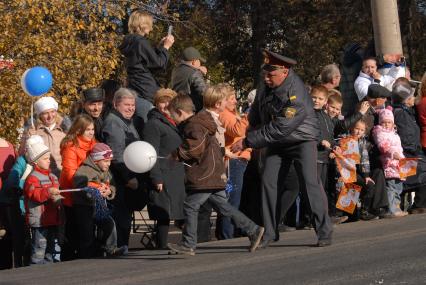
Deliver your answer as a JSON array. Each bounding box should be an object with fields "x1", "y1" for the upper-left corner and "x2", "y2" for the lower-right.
[{"x1": 177, "y1": 110, "x2": 227, "y2": 191}]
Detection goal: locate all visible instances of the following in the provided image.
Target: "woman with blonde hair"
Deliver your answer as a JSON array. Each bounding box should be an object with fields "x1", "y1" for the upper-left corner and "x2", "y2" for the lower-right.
[
  {"x1": 217, "y1": 84, "x2": 252, "y2": 239},
  {"x1": 120, "y1": 10, "x2": 175, "y2": 128}
]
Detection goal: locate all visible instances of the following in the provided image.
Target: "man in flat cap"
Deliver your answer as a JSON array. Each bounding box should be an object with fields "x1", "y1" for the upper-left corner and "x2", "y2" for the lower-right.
[
  {"x1": 232, "y1": 50, "x2": 333, "y2": 247},
  {"x1": 170, "y1": 47, "x2": 208, "y2": 112},
  {"x1": 359, "y1": 84, "x2": 391, "y2": 134},
  {"x1": 81, "y1": 88, "x2": 105, "y2": 141}
]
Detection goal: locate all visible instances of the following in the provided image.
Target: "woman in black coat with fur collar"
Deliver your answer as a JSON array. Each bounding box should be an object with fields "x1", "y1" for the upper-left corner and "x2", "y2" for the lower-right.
[{"x1": 142, "y1": 89, "x2": 186, "y2": 249}]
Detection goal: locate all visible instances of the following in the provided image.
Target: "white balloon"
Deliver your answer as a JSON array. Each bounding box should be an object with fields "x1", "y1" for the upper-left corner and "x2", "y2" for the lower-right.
[
  {"x1": 123, "y1": 141, "x2": 157, "y2": 173},
  {"x1": 21, "y1": 69, "x2": 30, "y2": 95}
]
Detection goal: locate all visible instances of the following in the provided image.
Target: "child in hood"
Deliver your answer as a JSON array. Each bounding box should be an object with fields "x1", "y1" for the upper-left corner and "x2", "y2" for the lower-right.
[
  {"x1": 24, "y1": 140, "x2": 63, "y2": 264},
  {"x1": 372, "y1": 107, "x2": 407, "y2": 217}
]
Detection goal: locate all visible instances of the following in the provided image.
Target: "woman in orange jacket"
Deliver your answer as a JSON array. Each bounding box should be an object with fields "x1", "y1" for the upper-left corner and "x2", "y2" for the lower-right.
[
  {"x1": 59, "y1": 114, "x2": 96, "y2": 260},
  {"x1": 217, "y1": 84, "x2": 251, "y2": 239}
]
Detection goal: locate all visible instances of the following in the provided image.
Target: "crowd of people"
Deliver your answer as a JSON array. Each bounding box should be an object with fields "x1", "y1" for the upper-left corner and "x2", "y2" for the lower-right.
[{"x1": 1, "y1": 9, "x2": 426, "y2": 268}]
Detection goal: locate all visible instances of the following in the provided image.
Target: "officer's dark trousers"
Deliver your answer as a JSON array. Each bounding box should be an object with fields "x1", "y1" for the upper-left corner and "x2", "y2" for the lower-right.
[{"x1": 261, "y1": 141, "x2": 333, "y2": 242}]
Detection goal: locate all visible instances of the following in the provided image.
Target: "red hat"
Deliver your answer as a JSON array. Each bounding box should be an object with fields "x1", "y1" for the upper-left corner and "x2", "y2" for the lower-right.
[{"x1": 90, "y1": 143, "x2": 113, "y2": 161}]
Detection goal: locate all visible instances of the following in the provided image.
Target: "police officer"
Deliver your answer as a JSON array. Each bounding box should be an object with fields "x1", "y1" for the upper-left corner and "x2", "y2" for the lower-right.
[{"x1": 232, "y1": 50, "x2": 333, "y2": 247}]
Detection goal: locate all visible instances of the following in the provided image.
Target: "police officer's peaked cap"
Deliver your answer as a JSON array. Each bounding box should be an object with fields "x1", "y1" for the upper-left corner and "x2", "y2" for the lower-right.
[
  {"x1": 82, "y1": 88, "x2": 105, "y2": 103},
  {"x1": 262, "y1": 49, "x2": 297, "y2": 71},
  {"x1": 366, "y1": 84, "x2": 391, "y2": 99}
]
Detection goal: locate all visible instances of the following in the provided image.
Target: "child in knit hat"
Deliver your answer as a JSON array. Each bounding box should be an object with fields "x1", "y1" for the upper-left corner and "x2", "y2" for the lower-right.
[
  {"x1": 73, "y1": 143, "x2": 125, "y2": 257},
  {"x1": 23, "y1": 140, "x2": 64, "y2": 264},
  {"x1": 372, "y1": 107, "x2": 408, "y2": 217}
]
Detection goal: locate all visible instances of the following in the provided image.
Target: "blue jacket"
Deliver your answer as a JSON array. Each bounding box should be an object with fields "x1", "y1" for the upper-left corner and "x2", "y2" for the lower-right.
[{"x1": 0, "y1": 156, "x2": 31, "y2": 212}]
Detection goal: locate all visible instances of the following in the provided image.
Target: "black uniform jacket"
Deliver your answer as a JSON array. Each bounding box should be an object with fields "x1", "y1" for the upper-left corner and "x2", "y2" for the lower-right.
[{"x1": 246, "y1": 69, "x2": 319, "y2": 148}]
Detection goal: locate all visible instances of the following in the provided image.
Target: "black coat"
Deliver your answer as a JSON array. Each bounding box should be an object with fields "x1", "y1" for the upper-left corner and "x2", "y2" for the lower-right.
[
  {"x1": 170, "y1": 62, "x2": 206, "y2": 112},
  {"x1": 142, "y1": 109, "x2": 185, "y2": 220},
  {"x1": 393, "y1": 104, "x2": 422, "y2": 157},
  {"x1": 393, "y1": 104, "x2": 426, "y2": 190},
  {"x1": 246, "y1": 69, "x2": 319, "y2": 148},
  {"x1": 120, "y1": 34, "x2": 169, "y2": 102}
]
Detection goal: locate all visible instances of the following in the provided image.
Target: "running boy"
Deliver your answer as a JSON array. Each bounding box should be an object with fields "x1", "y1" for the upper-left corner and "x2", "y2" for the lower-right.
[{"x1": 167, "y1": 91, "x2": 264, "y2": 255}]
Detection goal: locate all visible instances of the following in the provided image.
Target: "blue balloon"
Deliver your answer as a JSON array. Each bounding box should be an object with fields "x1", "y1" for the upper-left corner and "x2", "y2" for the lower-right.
[{"x1": 23, "y1": 66, "x2": 53, "y2": 97}]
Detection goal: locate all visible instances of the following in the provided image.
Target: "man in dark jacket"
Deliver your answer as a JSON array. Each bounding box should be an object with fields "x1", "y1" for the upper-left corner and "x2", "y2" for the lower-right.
[
  {"x1": 170, "y1": 47, "x2": 207, "y2": 112},
  {"x1": 81, "y1": 88, "x2": 105, "y2": 142},
  {"x1": 232, "y1": 50, "x2": 333, "y2": 248}
]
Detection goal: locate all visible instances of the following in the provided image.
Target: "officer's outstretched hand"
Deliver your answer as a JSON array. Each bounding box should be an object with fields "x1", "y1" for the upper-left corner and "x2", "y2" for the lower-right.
[{"x1": 231, "y1": 139, "x2": 244, "y2": 153}]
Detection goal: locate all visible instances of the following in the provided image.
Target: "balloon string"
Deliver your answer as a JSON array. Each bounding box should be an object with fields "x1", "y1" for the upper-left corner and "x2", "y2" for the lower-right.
[
  {"x1": 155, "y1": 156, "x2": 192, "y2": 168},
  {"x1": 31, "y1": 97, "x2": 34, "y2": 129},
  {"x1": 60, "y1": 188, "x2": 84, "y2": 193}
]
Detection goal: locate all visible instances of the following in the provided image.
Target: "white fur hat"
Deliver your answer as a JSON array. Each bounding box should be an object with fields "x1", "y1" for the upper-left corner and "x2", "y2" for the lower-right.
[
  {"x1": 34, "y1": 96, "x2": 58, "y2": 116},
  {"x1": 26, "y1": 135, "x2": 49, "y2": 163}
]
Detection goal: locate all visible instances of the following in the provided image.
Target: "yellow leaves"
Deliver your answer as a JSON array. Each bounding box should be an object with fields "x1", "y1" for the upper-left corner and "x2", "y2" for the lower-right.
[{"x1": 0, "y1": 0, "x2": 125, "y2": 143}]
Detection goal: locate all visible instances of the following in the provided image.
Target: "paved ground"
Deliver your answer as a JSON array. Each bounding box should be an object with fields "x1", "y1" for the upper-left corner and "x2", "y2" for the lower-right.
[{"x1": 1, "y1": 214, "x2": 426, "y2": 285}]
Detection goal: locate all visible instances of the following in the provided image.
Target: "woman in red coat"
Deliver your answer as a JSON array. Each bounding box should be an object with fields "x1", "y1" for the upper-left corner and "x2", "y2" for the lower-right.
[
  {"x1": 416, "y1": 73, "x2": 426, "y2": 150},
  {"x1": 0, "y1": 137, "x2": 17, "y2": 269},
  {"x1": 59, "y1": 114, "x2": 96, "y2": 260}
]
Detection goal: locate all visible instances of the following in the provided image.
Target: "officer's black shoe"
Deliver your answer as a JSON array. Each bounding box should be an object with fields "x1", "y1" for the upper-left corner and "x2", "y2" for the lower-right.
[
  {"x1": 360, "y1": 209, "x2": 379, "y2": 221},
  {"x1": 248, "y1": 226, "x2": 265, "y2": 252},
  {"x1": 331, "y1": 215, "x2": 348, "y2": 225},
  {"x1": 278, "y1": 224, "x2": 297, "y2": 232},
  {"x1": 316, "y1": 238, "x2": 332, "y2": 247}
]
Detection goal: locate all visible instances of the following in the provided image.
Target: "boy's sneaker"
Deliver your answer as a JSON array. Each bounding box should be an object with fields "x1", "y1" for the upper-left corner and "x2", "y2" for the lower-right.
[
  {"x1": 167, "y1": 243, "x2": 195, "y2": 256},
  {"x1": 248, "y1": 226, "x2": 264, "y2": 252},
  {"x1": 317, "y1": 238, "x2": 332, "y2": 247}
]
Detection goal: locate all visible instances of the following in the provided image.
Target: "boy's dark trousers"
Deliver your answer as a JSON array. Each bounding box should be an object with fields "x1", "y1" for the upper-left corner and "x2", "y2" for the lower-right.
[
  {"x1": 182, "y1": 190, "x2": 258, "y2": 249},
  {"x1": 197, "y1": 202, "x2": 212, "y2": 243}
]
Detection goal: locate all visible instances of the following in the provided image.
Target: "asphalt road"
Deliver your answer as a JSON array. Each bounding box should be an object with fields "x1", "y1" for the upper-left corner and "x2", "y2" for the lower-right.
[{"x1": 1, "y1": 214, "x2": 426, "y2": 285}]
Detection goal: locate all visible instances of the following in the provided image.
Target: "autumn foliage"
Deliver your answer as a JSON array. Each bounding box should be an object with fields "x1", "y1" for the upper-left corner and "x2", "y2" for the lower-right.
[
  {"x1": 1, "y1": 0, "x2": 425, "y2": 144},
  {"x1": 0, "y1": 0, "x2": 125, "y2": 143}
]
